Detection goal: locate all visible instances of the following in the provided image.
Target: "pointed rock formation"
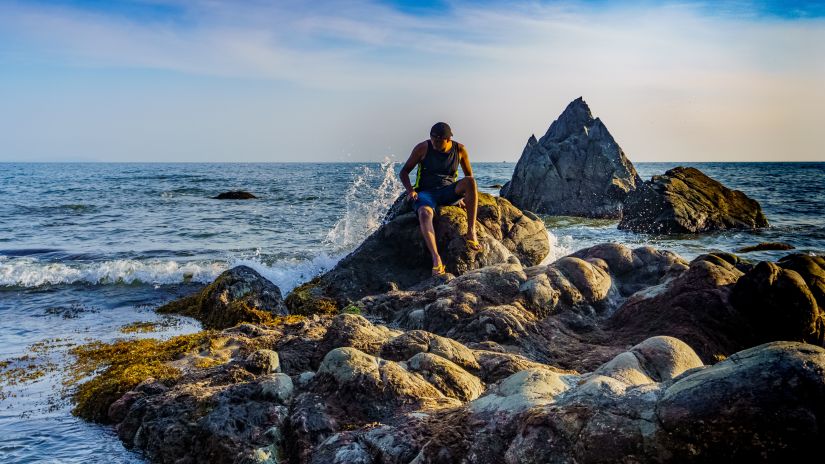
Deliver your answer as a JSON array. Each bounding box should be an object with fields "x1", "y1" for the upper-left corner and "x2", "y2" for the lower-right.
[{"x1": 501, "y1": 97, "x2": 640, "y2": 218}]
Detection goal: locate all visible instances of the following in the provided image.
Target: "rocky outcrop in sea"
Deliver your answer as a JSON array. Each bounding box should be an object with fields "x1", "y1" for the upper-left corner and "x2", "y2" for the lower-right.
[
  {"x1": 286, "y1": 192, "x2": 549, "y2": 313},
  {"x1": 619, "y1": 166, "x2": 769, "y2": 233},
  {"x1": 158, "y1": 265, "x2": 287, "y2": 329},
  {"x1": 501, "y1": 97, "x2": 641, "y2": 218},
  {"x1": 70, "y1": 193, "x2": 825, "y2": 463},
  {"x1": 214, "y1": 191, "x2": 258, "y2": 199}
]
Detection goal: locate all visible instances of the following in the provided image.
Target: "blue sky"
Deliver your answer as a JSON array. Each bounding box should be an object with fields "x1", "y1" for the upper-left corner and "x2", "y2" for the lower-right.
[{"x1": 1, "y1": 0, "x2": 823, "y2": 162}]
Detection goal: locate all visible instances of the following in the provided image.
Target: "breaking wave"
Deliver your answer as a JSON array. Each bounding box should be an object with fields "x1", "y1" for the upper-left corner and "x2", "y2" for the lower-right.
[{"x1": 0, "y1": 159, "x2": 404, "y2": 294}]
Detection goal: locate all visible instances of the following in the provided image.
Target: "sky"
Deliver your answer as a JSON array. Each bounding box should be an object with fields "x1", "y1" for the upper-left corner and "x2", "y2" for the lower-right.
[{"x1": 0, "y1": 0, "x2": 823, "y2": 163}]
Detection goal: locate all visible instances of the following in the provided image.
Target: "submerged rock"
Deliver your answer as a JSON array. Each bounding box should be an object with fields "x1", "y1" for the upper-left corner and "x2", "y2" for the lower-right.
[
  {"x1": 158, "y1": 265, "x2": 287, "y2": 329},
  {"x1": 619, "y1": 166, "x2": 769, "y2": 234},
  {"x1": 736, "y1": 242, "x2": 794, "y2": 253},
  {"x1": 214, "y1": 191, "x2": 257, "y2": 199},
  {"x1": 501, "y1": 97, "x2": 640, "y2": 218}
]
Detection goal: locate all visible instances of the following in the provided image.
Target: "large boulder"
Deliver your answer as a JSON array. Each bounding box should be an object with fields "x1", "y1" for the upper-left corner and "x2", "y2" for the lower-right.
[
  {"x1": 608, "y1": 252, "x2": 756, "y2": 363},
  {"x1": 619, "y1": 166, "x2": 769, "y2": 233},
  {"x1": 287, "y1": 192, "x2": 549, "y2": 312},
  {"x1": 731, "y1": 254, "x2": 825, "y2": 346},
  {"x1": 501, "y1": 97, "x2": 641, "y2": 218},
  {"x1": 652, "y1": 342, "x2": 825, "y2": 462},
  {"x1": 158, "y1": 265, "x2": 287, "y2": 329}
]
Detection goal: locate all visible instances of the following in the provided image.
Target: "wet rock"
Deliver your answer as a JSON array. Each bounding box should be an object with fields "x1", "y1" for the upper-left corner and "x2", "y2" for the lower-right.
[
  {"x1": 777, "y1": 254, "x2": 825, "y2": 310},
  {"x1": 245, "y1": 349, "x2": 280, "y2": 375},
  {"x1": 258, "y1": 373, "x2": 294, "y2": 403},
  {"x1": 361, "y1": 244, "x2": 686, "y2": 369},
  {"x1": 77, "y1": 241, "x2": 825, "y2": 463},
  {"x1": 214, "y1": 191, "x2": 257, "y2": 199},
  {"x1": 380, "y1": 330, "x2": 480, "y2": 372},
  {"x1": 407, "y1": 352, "x2": 484, "y2": 402},
  {"x1": 158, "y1": 265, "x2": 287, "y2": 329},
  {"x1": 290, "y1": 192, "x2": 549, "y2": 311},
  {"x1": 731, "y1": 257, "x2": 825, "y2": 346},
  {"x1": 609, "y1": 252, "x2": 755, "y2": 363},
  {"x1": 619, "y1": 166, "x2": 769, "y2": 233},
  {"x1": 501, "y1": 97, "x2": 641, "y2": 218},
  {"x1": 311, "y1": 432, "x2": 373, "y2": 464},
  {"x1": 311, "y1": 347, "x2": 460, "y2": 422},
  {"x1": 470, "y1": 368, "x2": 574, "y2": 415},
  {"x1": 314, "y1": 313, "x2": 401, "y2": 362},
  {"x1": 569, "y1": 243, "x2": 688, "y2": 296},
  {"x1": 654, "y1": 342, "x2": 825, "y2": 461},
  {"x1": 117, "y1": 377, "x2": 290, "y2": 464},
  {"x1": 736, "y1": 242, "x2": 794, "y2": 253}
]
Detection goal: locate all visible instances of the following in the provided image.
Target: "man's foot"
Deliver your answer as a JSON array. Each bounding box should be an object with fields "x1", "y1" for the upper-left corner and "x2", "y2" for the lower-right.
[
  {"x1": 465, "y1": 236, "x2": 483, "y2": 252},
  {"x1": 432, "y1": 263, "x2": 446, "y2": 276}
]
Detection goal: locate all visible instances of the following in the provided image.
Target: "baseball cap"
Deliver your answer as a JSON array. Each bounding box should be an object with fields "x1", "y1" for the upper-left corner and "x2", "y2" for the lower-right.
[{"x1": 430, "y1": 122, "x2": 452, "y2": 138}]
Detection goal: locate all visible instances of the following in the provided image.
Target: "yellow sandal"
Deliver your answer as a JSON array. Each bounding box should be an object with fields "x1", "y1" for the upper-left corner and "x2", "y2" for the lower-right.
[
  {"x1": 432, "y1": 263, "x2": 446, "y2": 276},
  {"x1": 465, "y1": 238, "x2": 483, "y2": 252}
]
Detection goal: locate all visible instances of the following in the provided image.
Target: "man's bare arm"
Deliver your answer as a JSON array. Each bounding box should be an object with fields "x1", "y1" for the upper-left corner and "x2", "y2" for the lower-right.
[
  {"x1": 400, "y1": 142, "x2": 427, "y2": 200},
  {"x1": 458, "y1": 144, "x2": 473, "y2": 177}
]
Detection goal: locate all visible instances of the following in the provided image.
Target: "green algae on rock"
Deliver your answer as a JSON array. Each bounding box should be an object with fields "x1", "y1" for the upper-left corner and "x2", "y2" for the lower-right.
[
  {"x1": 284, "y1": 277, "x2": 340, "y2": 315},
  {"x1": 69, "y1": 332, "x2": 213, "y2": 422},
  {"x1": 158, "y1": 265, "x2": 287, "y2": 329}
]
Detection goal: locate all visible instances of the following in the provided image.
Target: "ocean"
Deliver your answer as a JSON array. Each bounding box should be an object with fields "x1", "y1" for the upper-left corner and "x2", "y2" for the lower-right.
[{"x1": 1, "y1": 161, "x2": 823, "y2": 463}]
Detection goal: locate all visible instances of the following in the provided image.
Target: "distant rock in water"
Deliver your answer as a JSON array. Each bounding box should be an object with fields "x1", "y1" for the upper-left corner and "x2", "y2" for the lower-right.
[
  {"x1": 737, "y1": 242, "x2": 794, "y2": 253},
  {"x1": 619, "y1": 167, "x2": 769, "y2": 234},
  {"x1": 501, "y1": 97, "x2": 640, "y2": 218},
  {"x1": 213, "y1": 191, "x2": 257, "y2": 200},
  {"x1": 158, "y1": 265, "x2": 287, "y2": 329},
  {"x1": 488, "y1": 184, "x2": 504, "y2": 189}
]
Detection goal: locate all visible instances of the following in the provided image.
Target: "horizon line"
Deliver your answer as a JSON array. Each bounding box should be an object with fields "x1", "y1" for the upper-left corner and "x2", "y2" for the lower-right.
[{"x1": 1, "y1": 160, "x2": 823, "y2": 164}]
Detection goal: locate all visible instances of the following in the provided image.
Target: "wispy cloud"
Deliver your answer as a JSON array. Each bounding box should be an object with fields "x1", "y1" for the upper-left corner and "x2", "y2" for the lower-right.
[{"x1": 0, "y1": 0, "x2": 823, "y2": 161}]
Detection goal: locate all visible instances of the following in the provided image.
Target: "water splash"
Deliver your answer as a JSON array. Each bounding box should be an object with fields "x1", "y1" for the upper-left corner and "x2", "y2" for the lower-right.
[
  {"x1": 539, "y1": 230, "x2": 574, "y2": 266},
  {"x1": 323, "y1": 157, "x2": 403, "y2": 253},
  {"x1": 230, "y1": 253, "x2": 341, "y2": 294}
]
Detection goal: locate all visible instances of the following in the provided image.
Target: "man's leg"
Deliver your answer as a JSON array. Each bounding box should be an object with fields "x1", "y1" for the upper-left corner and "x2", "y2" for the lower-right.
[
  {"x1": 417, "y1": 206, "x2": 442, "y2": 268},
  {"x1": 455, "y1": 177, "x2": 479, "y2": 242}
]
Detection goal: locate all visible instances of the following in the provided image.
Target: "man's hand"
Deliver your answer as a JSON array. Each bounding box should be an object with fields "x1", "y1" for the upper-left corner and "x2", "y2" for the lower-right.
[
  {"x1": 456, "y1": 198, "x2": 466, "y2": 208},
  {"x1": 407, "y1": 190, "x2": 419, "y2": 202}
]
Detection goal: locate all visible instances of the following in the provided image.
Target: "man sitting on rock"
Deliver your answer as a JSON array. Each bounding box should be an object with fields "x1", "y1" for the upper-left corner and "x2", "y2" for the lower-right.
[{"x1": 400, "y1": 122, "x2": 482, "y2": 276}]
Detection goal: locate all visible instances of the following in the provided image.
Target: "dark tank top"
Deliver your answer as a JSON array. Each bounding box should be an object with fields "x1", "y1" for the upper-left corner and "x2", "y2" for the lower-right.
[{"x1": 414, "y1": 140, "x2": 460, "y2": 191}]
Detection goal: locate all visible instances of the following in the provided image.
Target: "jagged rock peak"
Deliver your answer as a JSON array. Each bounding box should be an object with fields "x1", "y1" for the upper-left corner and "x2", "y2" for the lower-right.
[
  {"x1": 501, "y1": 96, "x2": 639, "y2": 218},
  {"x1": 544, "y1": 96, "x2": 596, "y2": 142}
]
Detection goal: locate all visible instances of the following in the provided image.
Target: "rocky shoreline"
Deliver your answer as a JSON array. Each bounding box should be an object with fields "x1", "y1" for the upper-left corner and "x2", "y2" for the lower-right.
[{"x1": 68, "y1": 191, "x2": 825, "y2": 463}]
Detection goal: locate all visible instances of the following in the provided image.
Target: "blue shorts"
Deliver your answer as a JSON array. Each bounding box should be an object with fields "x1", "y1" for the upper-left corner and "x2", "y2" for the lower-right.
[{"x1": 413, "y1": 182, "x2": 463, "y2": 213}]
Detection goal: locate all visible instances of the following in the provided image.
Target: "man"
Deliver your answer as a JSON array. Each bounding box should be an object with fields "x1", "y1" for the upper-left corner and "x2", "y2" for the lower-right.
[{"x1": 399, "y1": 122, "x2": 482, "y2": 276}]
